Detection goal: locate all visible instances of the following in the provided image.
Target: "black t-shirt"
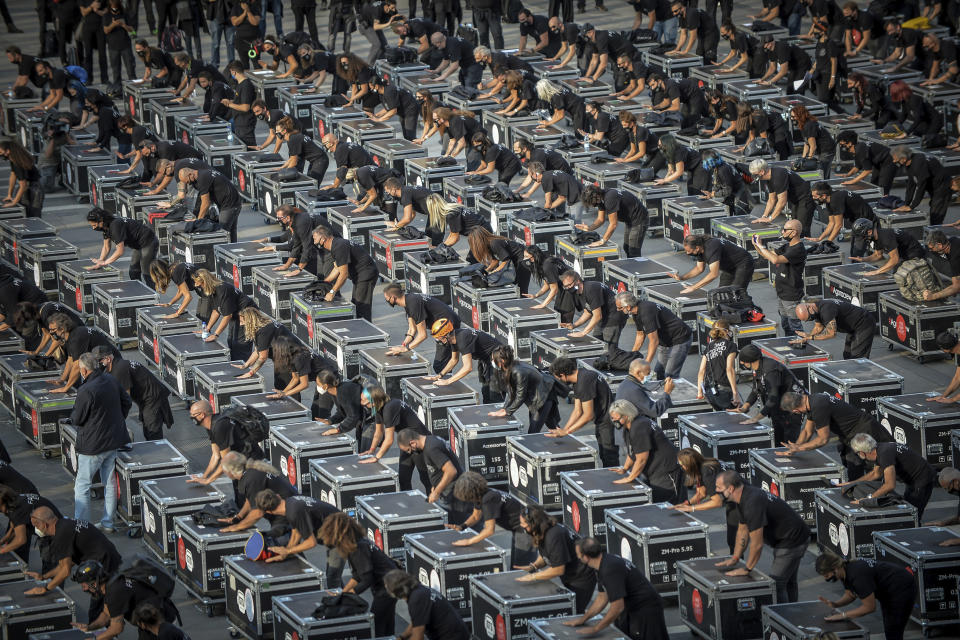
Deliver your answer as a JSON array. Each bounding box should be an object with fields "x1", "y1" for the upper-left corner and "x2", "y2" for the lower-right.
[
  {"x1": 603, "y1": 189, "x2": 647, "y2": 227},
  {"x1": 11, "y1": 162, "x2": 40, "y2": 184},
  {"x1": 596, "y1": 553, "x2": 660, "y2": 610},
  {"x1": 421, "y1": 435, "x2": 463, "y2": 492},
  {"x1": 334, "y1": 141, "x2": 373, "y2": 169},
  {"x1": 105, "y1": 575, "x2": 164, "y2": 622},
  {"x1": 736, "y1": 484, "x2": 810, "y2": 548},
  {"x1": 574, "y1": 369, "x2": 613, "y2": 423},
  {"x1": 843, "y1": 559, "x2": 916, "y2": 606},
  {"x1": 704, "y1": 338, "x2": 737, "y2": 388},
  {"x1": 213, "y1": 283, "x2": 255, "y2": 317},
  {"x1": 680, "y1": 8, "x2": 719, "y2": 40},
  {"x1": 766, "y1": 167, "x2": 813, "y2": 202},
  {"x1": 446, "y1": 210, "x2": 488, "y2": 236},
  {"x1": 774, "y1": 241, "x2": 806, "y2": 302},
  {"x1": 873, "y1": 442, "x2": 935, "y2": 487},
  {"x1": 237, "y1": 469, "x2": 297, "y2": 513},
  {"x1": 0, "y1": 276, "x2": 46, "y2": 318},
  {"x1": 110, "y1": 358, "x2": 166, "y2": 406},
  {"x1": 528, "y1": 149, "x2": 571, "y2": 173},
  {"x1": 807, "y1": 392, "x2": 875, "y2": 443},
  {"x1": 488, "y1": 237, "x2": 524, "y2": 265},
  {"x1": 65, "y1": 327, "x2": 121, "y2": 361},
  {"x1": 539, "y1": 256, "x2": 569, "y2": 285},
  {"x1": 103, "y1": 9, "x2": 132, "y2": 49},
  {"x1": 634, "y1": 301, "x2": 691, "y2": 347},
  {"x1": 540, "y1": 524, "x2": 595, "y2": 587},
  {"x1": 49, "y1": 518, "x2": 121, "y2": 575},
  {"x1": 231, "y1": 0, "x2": 262, "y2": 41},
  {"x1": 355, "y1": 165, "x2": 397, "y2": 192},
  {"x1": 377, "y1": 399, "x2": 429, "y2": 433},
  {"x1": 483, "y1": 145, "x2": 522, "y2": 177},
  {"x1": 541, "y1": 170, "x2": 582, "y2": 204},
  {"x1": 828, "y1": 190, "x2": 874, "y2": 224},
  {"x1": 400, "y1": 185, "x2": 433, "y2": 214},
  {"x1": 156, "y1": 623, "x2": 190, "y2": 640},
  {"x1": 699, "y1": 237, "x2": 752, "y2": 273},
  {"x1": 872, "y1": 228, "x2": 925, "y2": 261},
  {"x1": 253, "y1": 321, "x2": 291, "y2": 354},
  {"x1": 293, "y1": 350, "x2": 335, "y2": 379},
  {"x1": 407, "y1": 584, "x2": 469, "y2": 640},
  {"x1": 210, "y1": 415, "x2": 265, "y2": 459},
  {"x1": 233, "y1": 77, "x2": 257, "y2": 127},
  {"x1": 8, "y1": 493, "x2": 59, "y2": 530},
  {"x1": 935, "y1": 237, "x2": 960, "y2": 278},
  {"x1": 0, "y1": 462, "x2": 37, "y2": 497},
  {"x1": 478, "y1": 489, "x2": 524, "y2": 531},
  {"x1": 626, "y1": 417, "x2": 680, "y2": 486},
  {"x1": 854, "y1": 142, "x2": 890, "y2": 173},
  {"x1": 382, "y1": 84, "x2": 419, "y2": 118},
  {"x1": 442, "y1": 36, "x2": 476, "y2": 68},
  {"x1": 801, "y1": 120, "x2": 835, "y2": 156},
  {"x1": 405, "y1": 294, "x2": 460, "y2": 330},
  {"x1": 285, "y1": 495, "x2": 339, "y2": 538},
  {"x1": 771, "y1": 41, "x2": 812, "y2": 74},
  {"x1": 195, "y1": 170, "x2": 241, "y2": 209},
  {"x1": 286, "y1": 132, "x2": 327, "y2": 165},
  {"x1": 813, "y1": 299, "x2": 874, "y2": 333},
  {"x1": 450, "y1": 327, "x2": 501, "y2": 361},
  {"x1": 331, "y1": 237, "x2": 378, "y2": 281},
  {"x1": 580, "y1": 281, "x2": 617, "y2": 324},
  {"x1": 107, "y1": 218, "x2": 156, "y2": 250},
  {"x1": 348, "y1": 539, "x2": 398, "y2": 597},
  {"x1": 447, "y1": 115, "x2": 481, "y2": 143},
  {"x1": 156, "y1": 141, "x2": 203, "y2": 162}
]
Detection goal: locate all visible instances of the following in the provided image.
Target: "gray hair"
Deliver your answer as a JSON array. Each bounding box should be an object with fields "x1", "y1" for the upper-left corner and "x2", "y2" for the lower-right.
[
  {"x1": 222, "y1": 451, "x2": 280, "y2": 478},
  {"x1": 748, "y1": 158, "x2": 768, "y2": 175},
  {"x1": 891, "y1": 145, "x2": 912, "y2": 161},
  {"x1": 850, "y1": 433, "x2": 878, "y2": 454},
  {"x1": 609, "y1": 399, "x2": 638, "y2": 421},
  {"x1": 474, "y1": 45, "x2": 491, "y2": 59},
  {"x1": 536, "y1": 78, "x2": 561, "y2": 102},
  {"x1": 615, "y1": 291, "x2": 639, "y2": 308},
  {"x1": 628, "y1": 358, "x2": 650, "y2": 378},
  {"x1": 78, "y1": 353, "x2": 99, "y2": 373},
  {"x1": 939, "y1": 466, "x2": 960, "y2": 487}
]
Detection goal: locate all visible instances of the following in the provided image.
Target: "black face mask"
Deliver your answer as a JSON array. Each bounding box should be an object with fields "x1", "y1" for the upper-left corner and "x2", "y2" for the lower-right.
[
  {"x1": 190, "y1": 415, "x2": 203, "y2": 426},
  {"x1": 521, "y1": 259, "x2": 533, "y2": 269},
  {"x1": 825, "y1": 575, "x2": 838, "y2": 583},
  {"x1": 136, "y1": 51, "x2": 146, "y2": 58},
  {"x1": 386, "y1": 298, "x2": 397, "y2": 308},
  {"x1": 256, "y1": 112, "x2": 266, "y2": 120}
]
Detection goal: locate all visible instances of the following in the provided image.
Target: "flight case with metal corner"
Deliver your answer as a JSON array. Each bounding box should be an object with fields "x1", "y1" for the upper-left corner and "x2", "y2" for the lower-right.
[
  {"x1": 271, "y1": 591, "x2": 376, "y2": 640},
  {"x1": 172, "y1": 516, "x2": 249, "y2": 613},
  {"x1": 192, "y1": 361, "x2": 264, "y2": 414},
  {"x1": 559, "y1": 469, "x2": 650, "y2": 542},
  {"x1": 876, "y1": 392, "x2": 960, "y2": 469},
  {"x1": 529, "y1": 328, "x2": 606, "y2": 372},
  {"x1": 807, "y1": 359, "x2": 904, "y2": 420},
  {"x1": 359, "y1": 347, "x2": 432, "y2": 399},
  {"x1": 139, "y1": 476, "x2": 226, "y2": 562},
  {"x1": 355, "y1": 490, "x2": 448, "y2": 565},
  {"x1": 308, "y1": 455, "x2": 400, "y2": 517},
  {"x1": 135, "y1": 306, "x2": 200, "y2": 370},
  {"x1": 678, "y1": 411, "x2": 775, "y2": 475},
  {"x1": 448, "y1": 405, "x2": 524, "y2": 488},
  {"x1": 761, "y1": 601, "x2": 870, "y2": 640},
  {"x1": 401, "y1": 376, "x2": 480, "y2": 437},
  {"x1": 269, "y1": 422, "x2": 356, "y2": 493},
  {"x1": 814, "y1": 487, "x2": 918, "y2": 560},
  {"x1": 92, "y1": 280, "x2": 160, "y2": 346},
  {"x1": 506, "y1": 433, "x2": 599, "y2": 514},
  {"x1": 677, "y1": 556, "x2": 775, "y2": 640},
  {"x1": 470, "y1": 571, "x2": 576, "y2": 640},
  {"x1": 878, "y1": 291, "x2": 959, "y2": 361},
  {"x1": 317, "y1": 319, "x2": 389, "y2": 379},
  {"x1": 748, "y1": 447, "x2": 845, "y2": 526}
]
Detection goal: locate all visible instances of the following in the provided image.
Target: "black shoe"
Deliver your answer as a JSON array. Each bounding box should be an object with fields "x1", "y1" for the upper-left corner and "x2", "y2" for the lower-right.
[
  {"x1": 595, "y1": 3, "x2": 607, "y2": 9},
  {"x1": 6, "y1": 23, "x2": 21, "y2": 33}
]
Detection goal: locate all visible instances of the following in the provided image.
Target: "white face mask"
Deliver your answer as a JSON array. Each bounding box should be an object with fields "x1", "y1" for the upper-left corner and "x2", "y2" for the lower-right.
[
  {"x1": 642, "y1": 373, "x2": 658, "y2": 384},
  {"x1": 316, "y1": 385, "x2": 327, "y2": 395},
  {"x1": 34, "y1": 527, "x2": 46, "y2": 538}
]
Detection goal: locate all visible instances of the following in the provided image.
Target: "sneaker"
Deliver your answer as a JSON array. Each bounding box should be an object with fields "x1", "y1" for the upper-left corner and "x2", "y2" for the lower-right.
[
  {"x1": 6, "y1": 24, "x2": 22, "y2": 34},
  {"x1": 97, "y1": 523, "x2": 117, "y2": 534}
]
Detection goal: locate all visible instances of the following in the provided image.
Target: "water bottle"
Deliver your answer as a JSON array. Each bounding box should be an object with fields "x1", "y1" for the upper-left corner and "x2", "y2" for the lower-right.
[
  {"x1": 6, "y1": 85, "x2": 11, "y2": 98},
  {"x1": 227, "y1": 132, "x2": 234, "y2": 143},
  {"x1": 200, "y1": 322, "x2": 209, "y2": 339},
  {"x1": 582, "y1": 136, "x2": 589, "y2": 152}
]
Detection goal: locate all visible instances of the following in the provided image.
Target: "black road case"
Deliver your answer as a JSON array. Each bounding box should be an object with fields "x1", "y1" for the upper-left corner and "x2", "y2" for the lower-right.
[
  {"x1": 529, "y1": 328, "x2": 606, "y2": 372},
  {"x1": 454, "y1": 281, "x2": 521, "y2": 333},
  {"x1": 404, "y1": 528, "x2": 509, "y2": 620},
  {"x1": 0, "y1": 354, "x2": 56, "y2": 416},
  {"x1": 679, "y1": 412, "x2": 775, "y2": 475},
  {"x1": 448, "y1": 405, "x2": 524, "y2": 488},
  {"x1": 0, "y1": 217, "x2": 55, "y2": 267},
  {"x1": 470, "y1": 571, "x2": 575, "y2": 640},
  {"x1": 214, "y1": 242, "x2": 283, "y2": 297},
  {"x1": 761, "y1": 601, "x2": 870, "y2": 640},
  {"x1": 370, "y1": 229, "x2": 431, "y2": 281},
  {"x1": 489, "y1": 299, "x2": 560, "y2": 362},
  {"x1": 401, "y1": 376, "x2": 480, "y2": 437},
  {"x1": 159, "y1": 333, "x2": 230, "y2": 399},
  {"x1": 506, "y1": 434, "x2": 599, "y2": 513},
  {"x1": 93, "y1": 280, "x2": 160, "y2": 344},
  {"x1": 748, "y1": 448, "x2": 844, "y2": 525},
  {"x1": 0, "y1": 582, "x2": 74, "y2": 639},
  {"x1": 807, "y1": 359, "x2": 904, "y2": 419},
  {"x1": 879, "y1": 291, "x2": 959, "y2": 360},
  {"x1": 169, "y1": 227, "x2": 231, "y2": 272},
  {"x1": 649, "y1": 378, "x2": 713, "y2": 448},
  {"x1": 605, "y1": 503, "x2": 710, "y2": 596},
  {"x1": 602, "y1": 257, "x2": 677, "y2": 295},
  {"x1": 308, "y1": 455, "x2": 399, "y2": 516},
  {"x1": 192, "y1": 361, "x2": 264, "y2": 413},
  {"x1": 19, "y1": 237, "x2": 77, "y2": 297},
  {"x1": 359, "y1": 347, "x2": 432, "y2": 399},
  {"x1": 821, "y1": 263, "x2": 897, "y2": 319},
  {"x1": 559, "y1": 469, "x2": 650, "y2": 541},
  {"x1": 272, "y1": 591, "x2": 376, "y2": 640},
  {"x1": 677, "y1": 556, "x2": 775, "y2": 640},
  {"x1": 115, "y1": 439, "x2": 189, "y2": 525},
  {"x1": 289, "y1": 293, "x2": 356, "y2": 350},
  {"x1": 317, "y1": 319, "x2": 389, "y2": 379},
  {"x1": 136, "y1": 305, "x2": 200, "y2": 369},
  {"x1": 355, "y1": 490, "x2": 448, "y2": 564},
  {"x1": 876, "y1": 392, "x2": 960, "y2": 468},
  {"x1": 251, "y1": 266, "x2": 316, "y2": 325},
  {"x1": 173, "y1": 516, "x2": 249, "y2": 601},
  {"x1": 269, "y1": 421, "x2": 355, "y2": 493},
  {"x1": 662, "y1": 196, "x2": 727, "y2": 248},
  {"x1": 326, "y1": 206, "x2": 389, "y2": 252},
  {"x1": 528, "y1": 616, "x2": 629, "y2": 640},
  {"x1": 814, "y1": 487, "x2": 918, "y2": 560},
  {"x1": 15, "y1": 381, "x2": 75, "y2": 456},
  {"x1": 554, "y1": 237, "x2": 622, "y2": 281},
  {"x1": 368, "y1": 139, "x2": 429, "y2": 173},
  {"x1": 404, "y1": 251, "x2": 467, "y2": 306},
  {"x1": 753, "y1": 337, "x2": 830, "y2": 386},
  {"x1": 140, "y1": 476, "x2": 226, "y2": 562}
]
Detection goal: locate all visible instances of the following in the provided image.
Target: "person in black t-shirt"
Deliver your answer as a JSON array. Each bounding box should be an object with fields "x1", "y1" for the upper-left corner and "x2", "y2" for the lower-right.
[
  {"x1": 517, "y1": 505, "x2": 597, "y2": 613},
  {"x1": 430, "y1": 33, "x2": 483, "y2": 89},
  {"x1": 0, "y1": 487, "x2": 59, "y2": 563},
  {"x1": 360, "y1": 389, "x2": 432, "y2": 492},
  {"x1": 737, "y1": 344, "x2": 806, "y2": 444},
  {"x1": 197, "y1": 72, "x2": 235, "y2": 121},
  {"x1": 569, "y1": 538, "x2": 668, "y2": 639},
  {"x1": 218, "y1": 452, "x2": 296, "y2": 535},
  {"x1": 258, "y1": 35, "x2": 300, "y2": 78},
  {"x1": 669, "y1": 1, "x2": 719, "y2": 63},
  {"x1": 795, "y1": 298, "x2": 876, "y2": 359},
  {"x1": 318, "y1": 513, "x2": 399, "y2": 637},
  {"x1": 72, "y1": 558, "x2": 177, "y2": 638},
  {"x1": 549, "y1": 357, "x2": 619, "y2": 467},
  {"x1": 397, "y1": 429, "x2": 468, "y2": 522},
  {"x1": 780, "y1": 391, "x2": 892, "y2": 479},
  {"x1": 94, "y1": 347, "x2": 173, "y2": 441},
  {"x1": 85, "y1": 208, "x2": 159, "y2": 285},
  {"x1": 385, "y1": 571, "x2": 470, "y2": 640},
  {"x1": 561, "y1": 272, "x2": 626, "y2": 353},
  {"x1": 230, "y1": 0, "x2": 262, "y2": 68},
  {"x1": 517, "y1": 9, "x2": 558, "y2": 56},
  {"x1": 754, "y1": 219, "x2": 806, "y2": 335},
  {"x1": 250, "y1": 101, "x2": 289, "y2": 152},
  {"x1": 527, "y1": 162, "x2": 584, "y2": 222},
  {"x1": 848, "y1": 435, "x2": 936, "y2": 519},
  {"x1": 467, "y1": 132, "x2": 522, "y2": 186},
  {"x1": 760, "y1": 38, "x2": 812, "y2": 92},
  {"x1": 467, "y1": 227, "x2": 533, "y2": 295},
  {"x1": 674, "y1": 234, "x2": 756, "y2": 292},
  {"x1": 715, "y1": 471, "x2": 810, "y2": 604},
  {"x1": 134, "y1": 40, "x2": 176, "y2": 86},
  {"x1": 318, "y1": 371, "x2": 370, "y2": 444},
  {"x1": 384, "y1": 282, "x2": 461, "y2": 374},
  {"x1": 697, "y1": 320, "x2": 740, "y2": 410},
  {"x1": 0, "y1": 461, "x2": 39, "y2": 494},
  {"x1": 450, "y1": 472, "x2": 535, "y2": 566},
  {"x1": 579, "y1": 185, "x2": 649, "y2": 257},
  {"x1": 132, "y1": 603, "x2": 191, "y2": 640},
  {"x1": 370, "y1": 77, "x2": 421, "y2": 141},
  {"x1": 615, "y1": 292, "x2": 692, "y2": 379},
  {"x1": 0, "y1": 140, "x2": 43, "y2": 218},
  {"x1": 314, "y1": 226, "x2": 378, "y2": 321},
  {"x1": 357, "y1": 0, "x2": 399, "y2": 64},
  {"x1": 257, "y1": 490, "x2": 345, "y2": 586},
  {"x1": 172, "y1": 53, "x2": 227, "y2": 102},
  {"x1": 45, "y1": 313, "x2": 120, "y2": 393},
  {"x1": 836, "y1": 132, "x2": 896, "y2": 195},
  {"x1": 609, "y1": 399, "x2": 683, "y2": 503},
  {"x1": 750, "y1": 159, "x2": 816, "y2": 236},
  {"x1": 187, "y1": 400, "x2": 265, "y2": 487},
  {"x1": 0, "y1": 274, "x2": 47, "y2": 336},
  {"x1": 791, "y1": 105, "x2": 835, "y2": 178},
  {"x1": 851, "y1": 218, "x2": 926, "y2": 276},
  {"x1": 102, "y1": 0, "x2": 135, "y2": 86},
  {"x1": 890, "y1": 146, "x2": 952, "y2": 225},
  {"x1": 222, "y1": 61, "x2": 258, "y2": 145},
  {"x1": 673, "y1": 448, "x2": 740, "y2": 551},
  {"x1": 194, "y1": 269, "x2": 257, "y2": 360},
  {"x1": 428, "y1": 322, "x2": 504, "y2": 403},
  {"x1": 810, "y1": 182, "x2": 876, "y2": 249},
  {"x1": 276, "y1": 116, "x2": 329, "y2": 183},
  {"x1": 177, "y1": 167, "x2": 243, "y2": 242},
  {"x1": 815, "y1": 553, "x2": 917, "y2": 640},
  {"x1": 925, "y1": 230, "x2": 960, "y2": 300}
]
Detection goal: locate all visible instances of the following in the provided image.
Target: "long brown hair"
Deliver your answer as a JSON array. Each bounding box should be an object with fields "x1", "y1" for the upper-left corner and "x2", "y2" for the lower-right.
[
  {"x1": 734, "y1": 103, "x2": 752, "y2": 134},
  {"x1": 678, "y1": 448, "x2": 722, "y2": 487},
  {"x1": 418, "y1": 89, "x2": 438, "y2": 125},
  {"x1": 276, "y1": 115, "x2": 300, "y2": 134},
  {"x1": 523, "y1": 504, "x2": 558, "y2": 548},
  {"x1": 149, "y1": 260, "x2": 174, "y2": 293},
  {"x1": 336, "y1": 53, "x2": 370, "y2": 84},
  {"x1": 791, "y1": 105, "x2": 817, "y2": 129},
  {"x1": 0, "y1": 140, "x2": 35, "y2": 170},
  {"x1": 467, "y1": 227, "x2": 508, "y2": 265},
  {"x1": 240, "y1": 307, "x2": 273, "y2": 343},
  {"x1": 504, "y1": 70, "x2": 524, "y2": 94},
  {"x1": 433, "y1": 107, "x2": 475, "y2": 123},
  {"x1": 317, "y1": 512, "x2": 365, "y2": 556},
  {"x1": 193, "y1": 269, "x2": 221, "y2": 297}
]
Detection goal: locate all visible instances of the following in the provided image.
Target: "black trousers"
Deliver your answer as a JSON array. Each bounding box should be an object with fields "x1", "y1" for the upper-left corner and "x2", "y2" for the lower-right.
[
  {"x1": 140, "y1": 397, "x2": 174, "y2": 440},
  {"x1": 843, "y1": 323, "x2": 874, "y2": 359},
  {"x1": 880, "y1": 589, "x2": 916, "y2": 640},
  {"x1": 130, "y1": 241, "x2": 159, "y2": 285},
  {"x1": 718, "y1": 260, "x2": 755, "y2": 289},
  {"x1": 399, "y1": 450, "x2": 433, "y2": 491},
  {"x1": 905, "y1": 481, "x2": 934, "y2": 521},
  {"x1": 563, "y1": 576, "x2": 597, "y2": 614},
  {"x1": 79, "y1": 28, "x2": 109, "y2": 85},
  {"x1": 293, "y1": 4, "x2": 319, "y2": 41},
  {"x1": 623, "y1": 222, "x2": 647, "y2": 258},
  {"x1": 371, "y1": 593, "x2": 397, "y2": 637},
  {"x1": 54, "y1": 13, "x2": 75, "y2": 65},
  {"x1": 108, "y1": 47, "x2": 136, "y2": 86},
  {"x1": 352, "y1": 276, "x2": 377, "y2": 322},
  {"x1": 218, "y1": 205, "x2": 242, "y2": 243},
  {"x1": 528, "y1": 399, "x2": 559, "y2": 433},
  {"x1": 473, "y1": 8, "x2": 504, "y2": 48}
]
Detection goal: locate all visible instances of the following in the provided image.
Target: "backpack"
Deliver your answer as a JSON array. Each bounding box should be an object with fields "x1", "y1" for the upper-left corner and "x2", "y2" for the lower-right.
[
  {"x1": 284, "y1": 31, "x2": 323, "y2": 50},
  {"x1": 384, "y1": 46, "x2": 418, "y2": 65},
  {"x1": 876, "y1": 194, "x2": 906, "y2": 209},
  {"x1": 117, "y1": 555, "x2": 176, "y2": 600},
  {"x1": 160, "y1": 26, "x2": 185, "y2": 52},
  {"x1": 457, "y1": 24, "x2": 479, "y2": 48},
  {"x1": 514, "y1": 206, "x2": 565, "y2": 222},
  {"x1": 707, "y1": 286, "x2": 763, "y2": 323},
  {"x1": 625, "y1": 167, "x2": 655, "y2": 183},
  {"x1": 568, "y1": 230, "x2": 601, "y2": 245},
  {"x1": 312, "y1": 592, "x2": 369, "y2": 619},
  {"x1": 65, "y1": 65, "x2": 89, "y2": 86},
  {"x1": 219, "y1": 405, "x2": 270, "y2": 454},
  {"x1": 590, "y1": 347, "x2": 639, "y2": 372},
  {"x1": 894, "y1": 258, "x2": 941, "y2": 303}
]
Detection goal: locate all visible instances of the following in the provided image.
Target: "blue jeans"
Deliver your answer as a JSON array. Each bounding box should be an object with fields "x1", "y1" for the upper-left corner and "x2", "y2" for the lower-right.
[
  {"x1": 75, "y1": 450, "x2": 118, "y2": 528},
  {"x1": 209, "y1": 22, "x2": 236, "y2": 68},
  {"x1": 655, "y1": 338, "x2": 691, "y2": 380},
  {"x1": 779, "y1": 298, "x2": 804, "y2": 337},
  {"x1": 259, "y1": 0, "x2": 284, "y2": 37},
  {"x1": 117, "y1": 142, "x2": 132, "y2": 165},
  {"x1": 654, "y1": 18, "x2": 678, "y2": 45},
  {"x1": 786, "y1": 12, "x2": 802, "y2": 36}
]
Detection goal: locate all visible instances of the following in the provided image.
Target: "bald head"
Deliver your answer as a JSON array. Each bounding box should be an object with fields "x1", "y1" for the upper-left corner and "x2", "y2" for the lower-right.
[
  {"x1": 783, "y1": 219, "x2": 802, "y2": 233},
  {"x1": 629, "y1": 359, "x2": 651, "y2": 379},
  {"x1": 31, "y1": 506, "x2": 57, "y2": 523},
  {"x1": 795, "y1": 302, "x2": 814, "y2": 322},
  {"x1": 321, "y1": 133, "x2": 337, "y2": 150},
  {"x1": 548, "y1": 16, "x2": 561, "y2": 28},
  {"x1": 430, "y1": 32, "x2": 446, "y2": 47},
  {"x1": 178, "y1": 168, "x2": 197, "y2": 184},
  {"x1": 190, "y1": 400, "x2": 213, "y2": 427}
]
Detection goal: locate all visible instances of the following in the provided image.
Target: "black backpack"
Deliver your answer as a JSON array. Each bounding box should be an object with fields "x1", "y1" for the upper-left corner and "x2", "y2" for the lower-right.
[
  {"x1": 220, "y1": 406, "x2": 270, "y2": 454},
  {"x1": 384, "y1": 46, "x2": 418, "y2": 65},
  {"x1": 312, "y1": 592, "x2": 369, "y2": 619},
  {"x1": 117, "y1": 555, "x2": 176, "y2": 600},
  {"x1": 707, "y1": 286, "x2": 763, "y2": 323}
]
